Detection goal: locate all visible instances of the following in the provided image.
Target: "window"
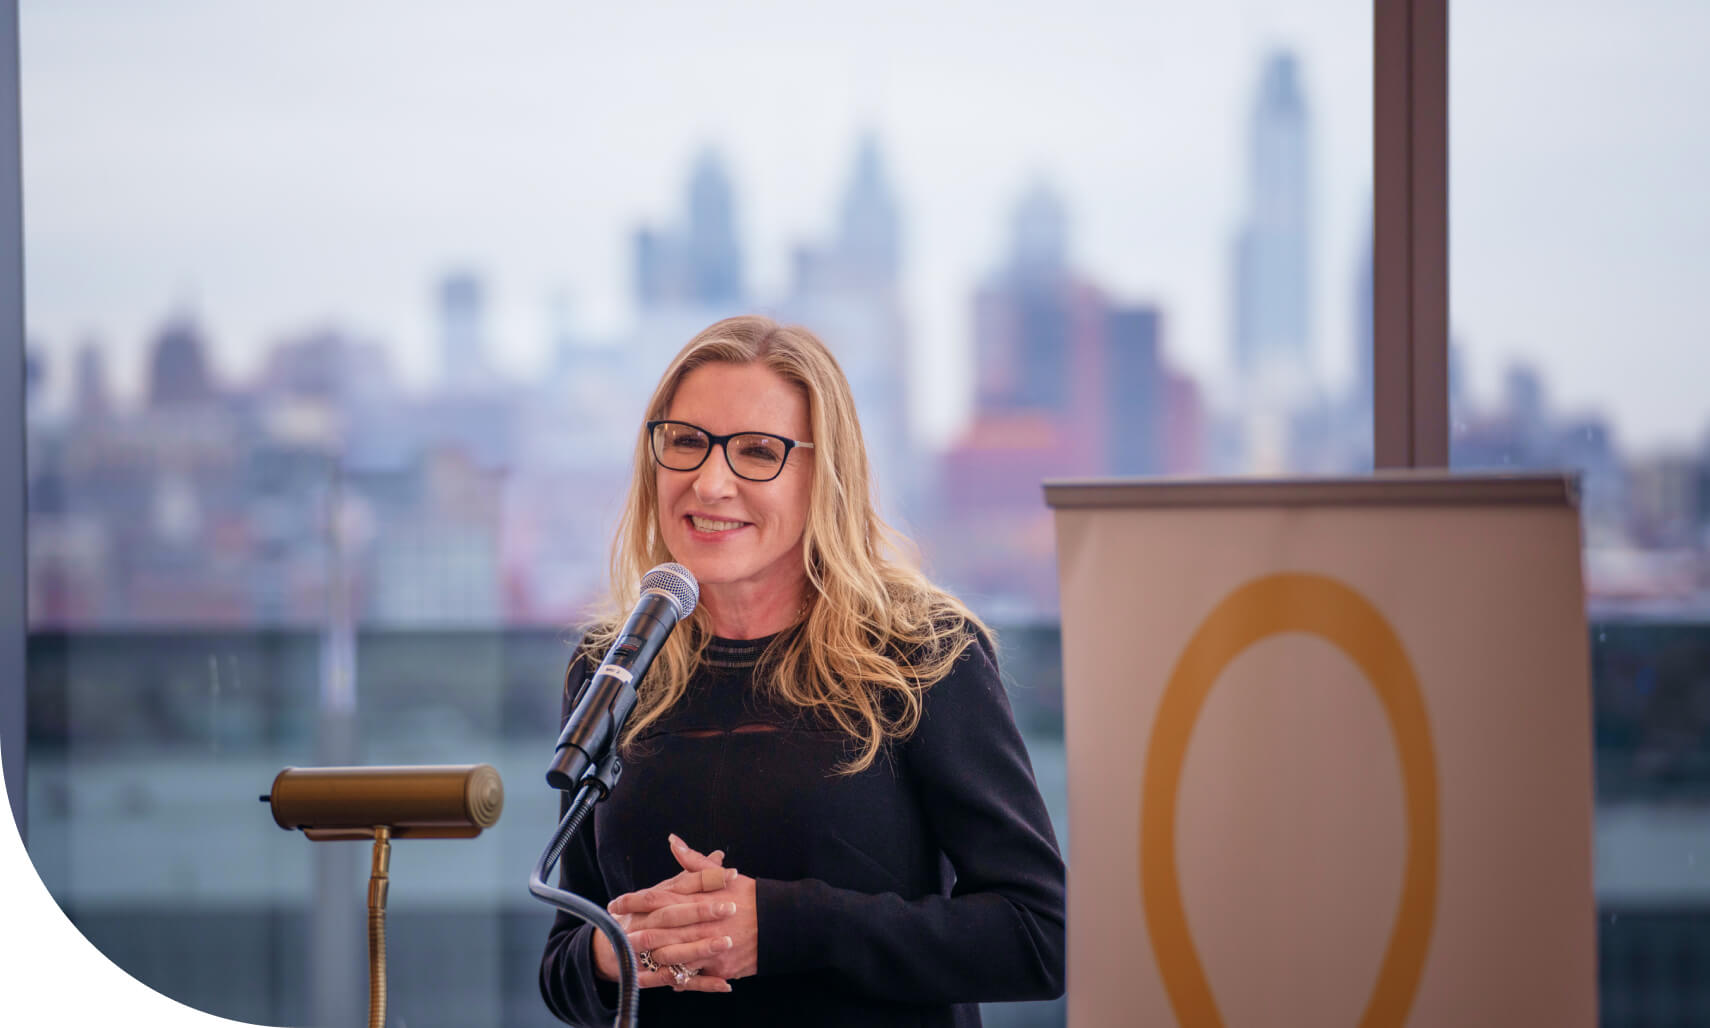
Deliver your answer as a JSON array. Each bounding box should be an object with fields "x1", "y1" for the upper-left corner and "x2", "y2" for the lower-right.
[
  {"x1": 16, "y1": 3, "x2": 1370, "y2": 1024},
  {"x1": 1451, "y1": 3, "x2": 1710, "y2": 1022}
]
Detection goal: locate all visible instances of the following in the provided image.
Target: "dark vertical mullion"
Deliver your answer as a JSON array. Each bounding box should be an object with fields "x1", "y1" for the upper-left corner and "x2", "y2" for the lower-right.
[
  {"x1": 1410, "y1": 0, "x2": 1450, "y2": 466},
  {"x1": 1375, "y1": 0, "x2": 1450, "y2": 468},
  {"x1": 1, "y1": 0, "x2": 26, "y2": 840}
]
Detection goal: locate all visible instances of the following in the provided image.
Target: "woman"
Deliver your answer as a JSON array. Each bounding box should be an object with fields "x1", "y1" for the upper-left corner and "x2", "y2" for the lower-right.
[{"x1": 540, "y1": 316, "x2": 1065, "y2": 1026}]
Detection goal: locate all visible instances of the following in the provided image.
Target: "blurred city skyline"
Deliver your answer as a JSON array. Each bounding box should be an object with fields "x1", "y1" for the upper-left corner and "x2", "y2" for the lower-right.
[
  {"x1": 21, "y1": 36, "x2": 1710, "y2": 626},
  {"x1": 16, "y1": 3, "x2": 1710, "y2": 625},
  {"x1": 18, "y1": 3, "x2": 1708, "y2": 455},
  {"x1": 24, "y1": 113, "x2": 1707, "y2": 468},
  {"x1": 21, "y1": 1, "x2": 1352, "y2": 451},
  {"x1": 20, "y1": 4, "x2": 1703, "y2": 451}
]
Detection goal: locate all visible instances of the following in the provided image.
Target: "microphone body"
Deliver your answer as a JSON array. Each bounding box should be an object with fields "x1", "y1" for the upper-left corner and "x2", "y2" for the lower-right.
[
  {"x1": 547, "y1": 563, "x2": 698, "y2": 790},
  {"x1": 266, "y1": 764, "x2": 504, "y2": 841}
]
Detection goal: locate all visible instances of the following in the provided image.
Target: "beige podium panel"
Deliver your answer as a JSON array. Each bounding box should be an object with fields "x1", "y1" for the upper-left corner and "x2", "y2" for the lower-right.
[{"x1": 1046, "y1": 473, "x2": 1595, "y2": 1027}]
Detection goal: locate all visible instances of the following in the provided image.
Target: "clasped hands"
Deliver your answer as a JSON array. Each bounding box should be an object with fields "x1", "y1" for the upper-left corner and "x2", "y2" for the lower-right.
[{"x1": 592, "y1": 833, "x2": 758, "y2": 993}]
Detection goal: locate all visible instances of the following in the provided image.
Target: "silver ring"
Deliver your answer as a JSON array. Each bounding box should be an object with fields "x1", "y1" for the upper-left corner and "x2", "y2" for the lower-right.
[
  {"x1": 638, "y1": 950, "x2": 660, "y2": 974},
  {"x1": 671, "y1": 964, "x2": 697, "y2": 986}
]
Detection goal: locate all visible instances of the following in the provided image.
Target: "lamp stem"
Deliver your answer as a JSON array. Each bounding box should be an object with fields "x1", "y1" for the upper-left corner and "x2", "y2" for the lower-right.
[{"x1": 367, "y1": 827, "x2": 391, "y2": 1028}]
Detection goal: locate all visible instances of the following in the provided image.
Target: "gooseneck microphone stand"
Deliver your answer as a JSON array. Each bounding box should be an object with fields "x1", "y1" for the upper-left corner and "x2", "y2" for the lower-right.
[
  {"x1": 531, "y1": 563, "x2": 698, "y2": 1027},
  {"x1": 529, "y1": 748, "x2": 641, "y2": 1028}
]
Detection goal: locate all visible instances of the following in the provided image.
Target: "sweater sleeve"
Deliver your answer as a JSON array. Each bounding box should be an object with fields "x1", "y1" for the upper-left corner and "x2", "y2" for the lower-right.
[
  {"x1": 754, "y1": 633, "x2": 1067, "y2": 1003},
  {"x1": 538, "y1": 651, "x2": 621, "y2": 1027}
]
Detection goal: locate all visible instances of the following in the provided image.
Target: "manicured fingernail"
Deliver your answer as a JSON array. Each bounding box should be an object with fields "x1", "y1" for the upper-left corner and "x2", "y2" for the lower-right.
[
  {"x1": 716, "y1": 902, "x2": 736, "y2": 916},
  {"x1": 724, "y1": 868, "x2": 737, "y2": 883},
  {"x1": 721, "y1": 935, "x2": 733, "y2": 949},
  {"x1": 668, "y1": 833, "x2": 683, "y2": 848},
  {"x1": 709, "y1": 849, "x2": 725, "y2": 863}
]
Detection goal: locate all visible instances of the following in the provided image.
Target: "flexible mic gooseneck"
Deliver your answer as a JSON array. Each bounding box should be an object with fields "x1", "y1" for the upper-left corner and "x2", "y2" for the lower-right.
[
  {"x1": 533, "y1": 562, "x2": 700, "y2": 1028},
  {"x1": 545, "y1": 561, "x2": 699, "y2": 791}
]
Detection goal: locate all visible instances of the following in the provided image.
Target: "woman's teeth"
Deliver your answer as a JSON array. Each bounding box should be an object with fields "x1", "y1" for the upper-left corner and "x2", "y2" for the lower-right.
[{"x1": 691, "y1": 516, "x2": 745, "y2": 532}]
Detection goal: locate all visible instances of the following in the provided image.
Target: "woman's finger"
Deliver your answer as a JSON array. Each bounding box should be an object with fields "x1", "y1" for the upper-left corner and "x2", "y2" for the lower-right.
[
  {"x1": 647, "y1": 969, "x2": 732, "y2": 994},
  {"x1": 647, "y1": 934, "x2": 735, "y2": 969},
  {"x1": 608, "y1": 886, "x2": 673, "y2": 915},
  {"x1": 667, "y1": 836, "x2": 730, "y2": 883},
  {"x1": 664, "y1": 865, "x2": 737, "y2": 895},
  {"x1": 682, "y1": 976, "x2": 734, "y2": 994},
  {"x1": 645, "y1": 899, "x2": 738, "y2": 932},
  {"x1": 668, "y1": 833, "x2": 722, "y2": 870},
  {"x1": 627, "y1": 904, "x2": 736, "y2": 951},
  {"x1": 609, "y1": 866, "x2": 735, "y2": 917}
]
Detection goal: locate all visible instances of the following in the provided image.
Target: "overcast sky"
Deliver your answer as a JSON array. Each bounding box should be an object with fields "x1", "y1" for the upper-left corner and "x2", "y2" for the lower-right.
[{"x1": 18, "y1": 0, "x2": 1709, "y2": 452}]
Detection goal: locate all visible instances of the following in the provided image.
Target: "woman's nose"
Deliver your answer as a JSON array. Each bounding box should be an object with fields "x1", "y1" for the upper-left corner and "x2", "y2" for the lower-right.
[{"x1": 692, "y1": 447, "x2": 739, "y2": 501}]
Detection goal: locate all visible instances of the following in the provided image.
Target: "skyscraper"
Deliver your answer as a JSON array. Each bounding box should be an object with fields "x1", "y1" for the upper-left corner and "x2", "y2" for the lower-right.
[
  {"x1": 146, "y1": 313, "x2": 216, "y2": 409},
  {"x1": 634, "y1": 226, "x2": 685, "y2": 312},
  {"x1": 438, "y1": 270, "x2": 487, "y2": 388},
  {"x1": 972, "y1": 179, "x2": 1097, "y2": 434},
  {"x1": 1010, "y1": 179, "x2": 1069, "y2": 282},
  {"x1": 934, "y1": 179, "x2": 1110, "y2": 615},
  {"x1": 836, "y1": 132, "x2": 900, "y2": 290},
  {"x1": 788, "y1": 132, "x2": 903, "y2": 297},
  {"x1": 1232, "y1": 51, "x2": 1312, "y2": 396},
  {"x1": 778, "y1": 135, "x2": 912, "y2": 515},
  {"x1": 1106, "y1": 306, "x2": 1163, "y2": 476},
  {"x1": 74, "y1": 340, "x2": 112, "y2": 421},
  {"x1": 685, "y1": 150, "x2": 743, "y2": 307},
  {"x1": 634, "y1": 149, "x2": 746, "y2": 313}
]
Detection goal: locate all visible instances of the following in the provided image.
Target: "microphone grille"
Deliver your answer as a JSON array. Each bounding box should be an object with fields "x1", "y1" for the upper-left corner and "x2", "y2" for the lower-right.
[{"x1": 641, "y1": 562, "x2": 699, "y2": 619}]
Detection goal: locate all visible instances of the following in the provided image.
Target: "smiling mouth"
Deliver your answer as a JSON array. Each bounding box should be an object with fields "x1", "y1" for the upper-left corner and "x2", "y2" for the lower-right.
[{"x1": 689, "y1": 515, "x2": 747, "y2": 533}]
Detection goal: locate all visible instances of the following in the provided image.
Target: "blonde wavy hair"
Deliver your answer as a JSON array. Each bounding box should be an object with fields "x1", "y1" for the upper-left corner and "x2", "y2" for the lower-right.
[{"x1": 581, "y1": 315, "x2": 988, "y2": 773}]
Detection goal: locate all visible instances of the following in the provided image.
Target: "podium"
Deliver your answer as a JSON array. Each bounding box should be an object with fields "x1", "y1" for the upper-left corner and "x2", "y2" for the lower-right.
[{"x1": 1046, "y1": 472, "x2": 1596, "y2": 1026}]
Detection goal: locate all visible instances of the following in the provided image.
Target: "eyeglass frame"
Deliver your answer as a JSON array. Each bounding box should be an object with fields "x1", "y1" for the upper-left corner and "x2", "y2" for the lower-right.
[{"x1": 645, "y1": 419, "x2": 815, "y2": 483}]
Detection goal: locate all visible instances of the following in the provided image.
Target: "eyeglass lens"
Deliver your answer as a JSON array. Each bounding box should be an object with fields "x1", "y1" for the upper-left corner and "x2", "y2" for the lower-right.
[{"x1": 653, "y1": 423, "x2": 789, "y2": 480}]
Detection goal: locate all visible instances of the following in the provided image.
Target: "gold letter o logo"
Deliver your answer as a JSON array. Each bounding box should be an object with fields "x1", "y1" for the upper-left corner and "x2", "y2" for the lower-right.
[{"x1": 1140, "y1": 572, "x2": 1439, "y2": 1026}]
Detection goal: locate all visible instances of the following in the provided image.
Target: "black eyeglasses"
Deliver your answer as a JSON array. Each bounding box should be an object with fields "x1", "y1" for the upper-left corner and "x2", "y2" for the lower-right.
[{"x1": 647, "y1": 420, "x2": 815, "y2": 483}]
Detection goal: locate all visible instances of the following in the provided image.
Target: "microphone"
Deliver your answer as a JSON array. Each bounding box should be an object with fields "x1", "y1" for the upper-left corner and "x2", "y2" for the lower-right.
[
  {"x1": 546, "y1": 562, "x2": 699, "y2": 790},
  {"x1": 264, "y1": 764, "x2": 504, "y2": 841}
]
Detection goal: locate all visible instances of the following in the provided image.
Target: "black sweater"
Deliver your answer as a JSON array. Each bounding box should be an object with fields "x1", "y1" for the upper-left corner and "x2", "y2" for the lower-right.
[{"x1": 538, "y1": 629, "x2": 1066, "y2": 1027}]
